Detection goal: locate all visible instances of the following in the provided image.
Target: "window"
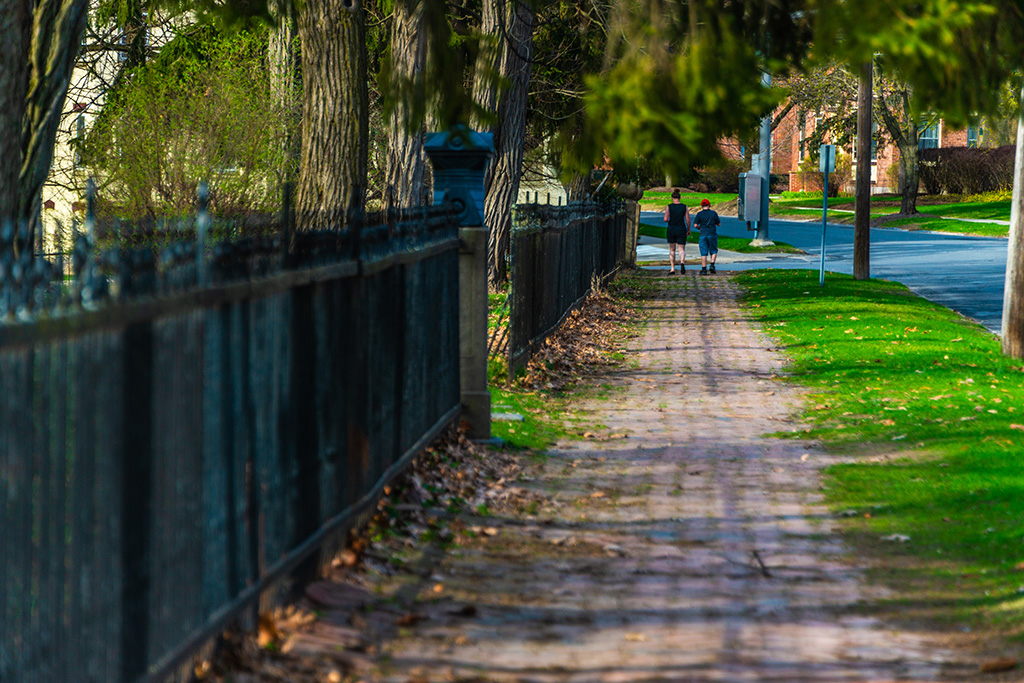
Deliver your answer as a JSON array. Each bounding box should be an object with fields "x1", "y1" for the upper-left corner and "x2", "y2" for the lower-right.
[
  {"x1": 968, "y1": 126, "x2": 983, "y2": 147},
  {"x1": 919, "y1": 122, "x2": 940, "y2": 150}
]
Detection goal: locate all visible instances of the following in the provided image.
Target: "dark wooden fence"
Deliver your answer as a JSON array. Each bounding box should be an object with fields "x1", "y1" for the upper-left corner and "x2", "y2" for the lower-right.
[
  {"x1": 506, "y1": 200, "x2": 628, "y2": 376},
  {"x1": 0, "y1": 201, "x2": 461, "y2": 682}
]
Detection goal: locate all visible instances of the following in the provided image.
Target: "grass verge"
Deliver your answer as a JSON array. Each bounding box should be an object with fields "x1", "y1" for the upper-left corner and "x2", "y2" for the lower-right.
[
  {"x1": 738, "y1": 268, "x2": 1024, "y2": 638},
  {"x1": 487, "y1": 277, "x2": 639, "y2": 452}
]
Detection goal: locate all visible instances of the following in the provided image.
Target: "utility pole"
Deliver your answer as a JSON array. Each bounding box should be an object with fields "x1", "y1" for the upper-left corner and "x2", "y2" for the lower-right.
[
  {"x1": 755, "y1": 71, "x2": 772, "y2": 245},
  {"x1": 854, "y1": 60, "x2": 873, "y2": 280}
]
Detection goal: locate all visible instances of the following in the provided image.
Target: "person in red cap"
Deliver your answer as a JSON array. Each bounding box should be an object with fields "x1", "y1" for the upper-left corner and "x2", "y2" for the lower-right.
[{"x1": 692, "y1": 198, "x2": 721, "y2": 275}]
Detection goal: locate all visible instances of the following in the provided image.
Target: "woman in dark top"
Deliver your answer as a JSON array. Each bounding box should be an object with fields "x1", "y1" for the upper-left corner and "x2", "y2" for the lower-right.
[{"x1": 662, "y1": 189, "x2": 691, "y2": 274}]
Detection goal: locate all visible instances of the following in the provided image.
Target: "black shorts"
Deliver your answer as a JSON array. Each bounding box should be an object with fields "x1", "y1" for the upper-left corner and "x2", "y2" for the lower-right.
[{"x1": 667, "y1": 229, "x2": 687, "y2": 244}]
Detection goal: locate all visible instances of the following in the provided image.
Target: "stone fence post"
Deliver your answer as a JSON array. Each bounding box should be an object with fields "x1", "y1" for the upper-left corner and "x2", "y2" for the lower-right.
[
  {"x1": 616, "y1": 183, "x2": 643, "y2": 265},
  {"x1": 424, "y1": 127, "x2": 495, "y2": 440}
]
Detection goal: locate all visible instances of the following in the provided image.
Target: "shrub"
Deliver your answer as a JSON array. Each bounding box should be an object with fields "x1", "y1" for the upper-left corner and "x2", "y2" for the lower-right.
[
  {"x1": 797, "y1": 148, "x2": 852, "y2": 197},
  {"x1": 697, "y1": 158, "x2": 746, "y2": 193},
  {"x1": 918, "y1": 146, "x2": 1015, "y2": 195}
]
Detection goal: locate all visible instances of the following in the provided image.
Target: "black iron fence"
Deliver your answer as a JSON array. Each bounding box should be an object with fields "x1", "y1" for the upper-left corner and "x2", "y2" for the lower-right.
[
  {"x1": 506, "y1": 200, "x2": 627, "y2": 377},
  {"x1": 0, "y1": 191, "x2": 461, "y2": 682}
]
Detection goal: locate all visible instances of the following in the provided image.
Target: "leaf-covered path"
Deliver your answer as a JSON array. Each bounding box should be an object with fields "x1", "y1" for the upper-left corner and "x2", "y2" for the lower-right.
[{"x1": 281, "y1": 272, "x2": 980, "y2": 682}]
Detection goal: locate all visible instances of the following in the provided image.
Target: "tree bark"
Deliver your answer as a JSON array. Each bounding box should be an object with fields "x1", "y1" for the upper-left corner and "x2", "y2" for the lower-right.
[
  {"x1": 1001, "y1": 85, "x2": 1024, "y2": 357},
  {"x1": 269, "y1": 4, "x2": 301, "y2": 183},
  {"x1": 471, "y1": 0, "x2": 502, "y2": 132},
  {"x1": 0, "y1": 0, "x2": 88, "y2": 248},
  {"x1": 384, "y1": 0, "x2": 429, "y2": 210},
  {"x1": 0, "y1": 0, "x2": 31, "y2": 222},
  {"x1": 853, "y1": 60, "x2": 872, "y2": 280},
  {"x1": 297, "y1": 0, "x2": 368, "y2": 229},
  {"x1": 483, "y1": 0, "x2": 534, "y2": 287},
  {"x1": 896, "y1": 138, "x2": 919, "y2": 215}
]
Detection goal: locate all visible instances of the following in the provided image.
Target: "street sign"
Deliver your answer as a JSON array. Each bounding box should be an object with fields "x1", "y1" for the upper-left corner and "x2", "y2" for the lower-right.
[{"x1": 819, "y1": 144, "x2": 836, "y2": 173}]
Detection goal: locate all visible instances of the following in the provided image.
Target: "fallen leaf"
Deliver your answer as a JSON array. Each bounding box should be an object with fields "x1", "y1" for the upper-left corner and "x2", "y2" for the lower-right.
[
  {"x1": 880, "y1": 419, "x2": 896, "y2": 426},
  {"x1": 433, "y1": 583, "x2": 444, "y2": 593},
  {"x1": 1011, "y1": 424, "x2": 1024, "y2": 431},
  {"x1": 590, "y1": 491, "x2": 606, "y2": 499},
  {"x1": 396, "y1": 613, "x2": 424, "y2": 627},
  {"x1": 979, "y1": 658, "x2": 1018, "y2": 673},
  {"x1": 257, "y1": 612, "x2": 281, "y2": 648},
  {"x1": 583, "y1": 431, "x2": 595, "y2": 439},
  {"x1": 482, "y1": 527, "x2": 498, "y2": 536},
  {"x1": 800, "y1": 454, "x2": 809, "y2": 462},
  {"x1": 625, "y1": 633, "x2": 646, "y2": 642}
]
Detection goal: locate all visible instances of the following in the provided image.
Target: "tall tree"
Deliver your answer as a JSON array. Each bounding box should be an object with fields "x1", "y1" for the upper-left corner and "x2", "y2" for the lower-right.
[
  {"x1": 474, "y1": 0, "x2": 536, "y2": 286},
  {"x1": 0, "y1": 0, "x2": 89, "y2": 242},
  {"x1": 268, "y1": 3, "x2": 301, "y2": 182},
  {"x1": 384, "y1": 0, "x2": 429, "y2": 209},
  {"x1": 873, "y1": 68, "x2": 924, "y2": 216},
  {"x1": 296, "y1": 0, "x2": 368, "y2": 228}
]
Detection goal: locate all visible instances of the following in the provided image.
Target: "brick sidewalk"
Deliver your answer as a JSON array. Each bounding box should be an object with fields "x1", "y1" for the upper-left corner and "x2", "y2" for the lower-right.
[{"x1": 285, "y1": 272, "x2": 980, "y2": 683}]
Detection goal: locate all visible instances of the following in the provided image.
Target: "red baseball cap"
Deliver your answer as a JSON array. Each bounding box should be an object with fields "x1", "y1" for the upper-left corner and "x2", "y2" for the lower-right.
[{"x1": 701, "y1": 199, "x2": 711, "y2": 207}]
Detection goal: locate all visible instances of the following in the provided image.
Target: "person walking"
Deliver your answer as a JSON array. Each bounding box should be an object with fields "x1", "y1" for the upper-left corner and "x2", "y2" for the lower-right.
[
  {"x1": 693, "y1": 198, "x2": 721, "y2": 275},
  {"x1": 662, "y1": 189, "x2": 691, "y2": 274}
]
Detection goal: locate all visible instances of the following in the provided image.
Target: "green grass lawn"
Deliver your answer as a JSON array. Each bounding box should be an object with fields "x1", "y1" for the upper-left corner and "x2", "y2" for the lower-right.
[
  {"x1": 739, "y1": 268, "x2": 1024, "y2": 637},
  {"x1": 884, "y1": 215, "x2": 1009, "y2": 237},
  {"x1": 638, "y1": 222, "x2": 804, "y2": 254},
  {"x1": 639, "y1": 191, "x2": 733, "y2": 212},
  {"x1": 770, "y1": 192, "x2": 1012, "y2": 237}
]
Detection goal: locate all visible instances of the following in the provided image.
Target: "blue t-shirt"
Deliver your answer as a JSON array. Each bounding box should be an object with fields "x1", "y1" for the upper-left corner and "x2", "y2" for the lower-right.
[{"x1": 694, "y1": 209, "x2": 720, "y2": 236}]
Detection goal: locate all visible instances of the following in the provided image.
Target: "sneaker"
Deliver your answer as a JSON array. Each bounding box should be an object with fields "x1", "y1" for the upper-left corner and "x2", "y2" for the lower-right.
[
  {"x1": 699, "y1": 268, "x2": 708, "y2": 276},
  {"x1": 681, "y1": 265, "x2": 686, "y2": 273},
  {"x1": 709, "y1": 264, "x2": 716, "y2": 274}
]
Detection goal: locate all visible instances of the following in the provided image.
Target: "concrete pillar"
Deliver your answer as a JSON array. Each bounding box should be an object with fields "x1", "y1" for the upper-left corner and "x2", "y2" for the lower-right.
[
  {"x1": 458, "y1": 226, "x2": 490, "y2": 439},
  {"x1": 616, "y1": 183, "x2": 644, "y2": 266},
  {"x1": 424, "y1": 126, "x2": 495, "y2": 440}
]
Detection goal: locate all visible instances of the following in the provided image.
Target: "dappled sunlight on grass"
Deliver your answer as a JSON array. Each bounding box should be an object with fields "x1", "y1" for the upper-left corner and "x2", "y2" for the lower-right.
[{"x1": 739, "y1": 268, "x2": 1024, "y2": 636}]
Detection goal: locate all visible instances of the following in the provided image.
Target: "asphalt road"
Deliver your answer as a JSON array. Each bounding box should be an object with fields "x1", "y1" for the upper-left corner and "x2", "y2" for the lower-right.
[{"x1": 640, "y1": 211, "x2": 1008, "y2": 333}]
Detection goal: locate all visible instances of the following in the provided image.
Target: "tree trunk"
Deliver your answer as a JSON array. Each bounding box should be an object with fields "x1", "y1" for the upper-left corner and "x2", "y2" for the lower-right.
[
  {"x1": 897, "y1": 139, "x2": 919, "y2": 215},
  {"x1": 483, "y1": 0, "x2": 534, "y2": 287},
  {"x1": 853, "y1": 60, "x2": 872, "y2": 280},
  {"x1": 566, "y1": 171, "x2": 591, "y2": 201},
  {"x1": 0, "y1": 0, "x2": 31, "y2": 222},
  {"x1": 17, "y1": 0, "x2": 88, "y2": 247},
  {"x1": 471, "y1": 0, "x2": 501, "y2": 132},
  {"x1": 384, "y1": 0, "x2": 429, "y2": 210},
  {"x1": 1001, "y1": 86, "x2": 1024, "y2": 357},
  {"x1": 269, "y1": 4, "x2": 301, "y2": 183},
  {"x1": 297, "y1": 0, "x2": 368, "y2": 229}
]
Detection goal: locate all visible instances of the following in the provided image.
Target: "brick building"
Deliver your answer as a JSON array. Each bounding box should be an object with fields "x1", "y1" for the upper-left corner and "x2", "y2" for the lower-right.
[{"x1": 770, "y1": 107, "x2": 982, "y2": 193}]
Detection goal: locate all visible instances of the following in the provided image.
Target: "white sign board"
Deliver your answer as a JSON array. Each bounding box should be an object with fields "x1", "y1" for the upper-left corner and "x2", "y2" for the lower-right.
[{"x1": 819, "y1": 144, "x2": 836, "y2": 173}]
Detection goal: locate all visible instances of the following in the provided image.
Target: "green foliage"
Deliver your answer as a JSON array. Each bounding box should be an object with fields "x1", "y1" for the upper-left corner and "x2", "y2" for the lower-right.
[
  {"x1": 797, "y1": 147, "x2": 852, "y2": 197},
  {"x1": 585, "y1": 22, "x2": 787, "y2": 175},
  {"x1": 739, "y1": 268, "x2": 1024, "y2": 633},
  {"x1": 82, "y1": 26, "x2": 294, "y2": 218}
]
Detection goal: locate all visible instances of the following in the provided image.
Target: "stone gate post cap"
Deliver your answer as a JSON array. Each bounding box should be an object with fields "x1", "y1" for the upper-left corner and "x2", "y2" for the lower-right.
[{"x1": 424, "y1": 126, "x2": 494, "y2": 168}]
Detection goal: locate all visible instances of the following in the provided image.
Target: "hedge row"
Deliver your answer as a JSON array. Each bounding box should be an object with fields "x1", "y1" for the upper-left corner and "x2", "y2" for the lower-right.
[{"x1": 919, "y1": 145, "x2": 1015, "y2": 195}]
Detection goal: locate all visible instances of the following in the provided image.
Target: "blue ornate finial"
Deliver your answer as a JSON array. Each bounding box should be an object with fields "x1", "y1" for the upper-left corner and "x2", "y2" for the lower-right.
[{"x1": 423, "y1": 126, "x2": 494, "y2": 227}]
